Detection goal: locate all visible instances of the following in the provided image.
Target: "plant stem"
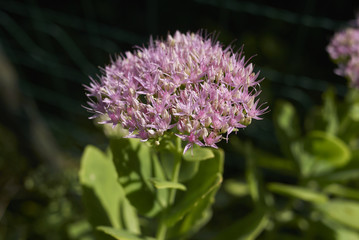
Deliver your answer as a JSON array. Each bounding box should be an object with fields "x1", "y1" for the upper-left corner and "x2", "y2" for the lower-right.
[
  {"x1": 168, "y1": 137, "x2": 182, "y2": 204},
  {"x1": 156, "y1": 221, "x2": 167, "y2": 240},
  {"x1": 156, "y1": 137, "x2": 182, "y2": 240}
]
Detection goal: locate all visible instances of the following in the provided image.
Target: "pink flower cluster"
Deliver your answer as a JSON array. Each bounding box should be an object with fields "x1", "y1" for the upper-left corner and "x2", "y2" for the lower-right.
[
  {"x1": 327, "y1": 17, "x2": 359, "y2": 88},
  {"x1": 85, "y1": 31, "x2": 266, "y2": 153}
]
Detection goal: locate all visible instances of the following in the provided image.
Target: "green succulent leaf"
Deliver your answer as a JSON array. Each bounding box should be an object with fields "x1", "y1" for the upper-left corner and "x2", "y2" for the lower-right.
[
  {"x1": 183, "y1": 147, "x2": 215, "y2": 161},
  {"x1": 307, "y1": 88, "x2": 339, "y2": 135},
  {"x1": 67, "y1": 220, "x2": 92, "y2": 240},
  {"x1": 293, "y1": 131, "x2": 351, "y2": 177},
  {"x1": 212, "y1": 208, "x2": 269, "y2": 240},
  {"x1": 149, "y1": 178, "x2": 187, "y2": 191},
  {"x1": 79, "y1": 145, "x2": 140, "y2": 238},
  {"x1": 243, "y1": 142, "x2": 267, "y2": 205},
  {"x1": 322, "y1": 88, "x2": 339, "y2": 135},
  {"x1": 121, "y1": 199, "x2": 141, "y2": 234},
  {"x1": 97, "y1": 226, "x2": 154, "y2": 240},
  {"x1": 323, "y1": 184, "x2": 359, "y2": 201},
  {"x1": 273, "y1": 100, "x2": 301, "y2": 159},
  {"x1": 317, "y1": 200, "x2": 359, "y2": 230},
  {"x1": 224, "y1": 179, "x2": 249, "y2": 197},
  {"x1": 165, "y1": 173, "x2": 222, "y2": 226},
  {"x1": 166, "y1": 148, "x2": 224, "y2": 239},
  {"x1": 110, "y1": 138, "x2": 168, "y2": 217},
  {"x1": 254, "y1": 151, "x2": 296, "y2": 175},
  {"x1": 335, "y1": 227, "x2": 359, "y2": 240},
  {"x1": 316, "y1": 169, "x2": 359, "y2": 183},
  {"x1": 267, "y1": 182, "x2": 328, "y2": 203},
  {"x1": 322, "y1": 218, "x2": 359, "y2": 240},
  {"x1": 160, "y1": 151, "x2": 200, "y2": 183},
  {"x1": 79, "y1": 145, "x2": 124, "y2": 229}
]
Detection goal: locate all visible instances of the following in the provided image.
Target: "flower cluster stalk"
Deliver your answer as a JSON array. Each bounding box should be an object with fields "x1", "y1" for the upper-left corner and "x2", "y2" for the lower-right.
[{"x1": 156, "y1": 137, "x2": 182, "y2": 240}]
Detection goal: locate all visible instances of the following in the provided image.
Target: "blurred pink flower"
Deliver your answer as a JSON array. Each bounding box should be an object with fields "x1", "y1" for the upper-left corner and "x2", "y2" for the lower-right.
[{"x1": 327, "y1": 17, "x2": 359, "y2": 88}]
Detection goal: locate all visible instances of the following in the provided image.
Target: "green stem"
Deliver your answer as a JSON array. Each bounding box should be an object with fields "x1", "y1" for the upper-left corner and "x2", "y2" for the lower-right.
[
  {"x1": 156, "y1": 137, "x2": 183, "y2": 240},
  {"x1": 169, "y1": 137, "x2": 182, "y2": 204},
  {"x1": 156, "y1": 221, "x2": 167, "y2": 240}
]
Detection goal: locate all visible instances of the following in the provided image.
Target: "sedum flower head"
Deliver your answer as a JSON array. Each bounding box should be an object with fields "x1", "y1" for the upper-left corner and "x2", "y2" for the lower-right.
[
  {"x1": 85, "y1": 31, "x2": 267, "y2": 153},
  {"x1": 327, "y1": 17, "x2": 359, "y2": 88}
]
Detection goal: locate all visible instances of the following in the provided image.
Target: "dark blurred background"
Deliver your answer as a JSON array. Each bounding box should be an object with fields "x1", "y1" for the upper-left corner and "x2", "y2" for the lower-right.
[{"x1": 0, "y1": 0, "x2": 358, "y2": 239}]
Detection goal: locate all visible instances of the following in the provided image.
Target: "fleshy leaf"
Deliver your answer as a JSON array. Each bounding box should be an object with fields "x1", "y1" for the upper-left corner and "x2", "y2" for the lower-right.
[
  {"x1": 323, "y1": 184, "x2": 359, "y2": 201},
  {"x1": 244, "y1": 142, "x2": 266, "y2": 205},
  {"x1": 166, "y1": 148, "x2": 224, "y2": 239},
  {"x1": 67, "y1": 220, "x2": 92, "y2": 240},
  {"x1": 160, "y1": 151, "x2": 200, "y2": 183},
  {"x1": 307, "y1": 88, "x2": 338, "y2": 135},
  {"x1": 245, "y1": 145, "x2": 260, "y2": 204},
  {"x1": 121, "y1": 199, "x2": 141, "y2": 234},
  {"x1": 79, "y1": 146, "x2": 124, "y2": 229},
  {"x1": 229, "y1": 137, "x2": 295, "y2": 175},
  {"x1": 79, "y1": 145, "x2": 133, "y2": 239},
  {"x1": 255, "y1": 151, "x2": 296, "y2": 175},
  {"x1": 110, "y1": 138, "x2": 168, "y2": 217},
  {"x1": 335, "y1": 227, "x2": 359, "y2": 240},
  {"x1": 169, "y1": 193, "x2": 214, "y2": 239},
  {"x1": 317, "y1": 200, "x2": 359, "y2": 230},
  {"x1": 316, "y1": 169, "x2": 359, "y2": 183},
  {"x1": 183, "y1": 147, "x2": 215, "y2": 161},
  {"x1": 295, "y1": 131, "x2": 351, "y2": 177},
  {"x1": 97, "y1": 226, "x2": 154, "y2": 240},
  {"x1": 273, "y1": 100, "x2": 301, "y2": 159},
  {"x1": 322, "y1": 88, "x2": 339, "y2": 135},
  {"x1": 267, "y1": 182, "x2": 328, "y2": 203},
  {"x1": 224, "y1": 179, "x2": 249, "y2": 197},
  {"x1": 322, "y1": 218, "x2": 359, "y2": 240},
  {"x1": 212, "y1": 208, "x2": 269, "y2": 240},
  {"x1": 165, "y1": 173, "x2": 222, "y2": 226},
  {"x1": 149, "y1": 178, "x2": 187, "y2": 191}
]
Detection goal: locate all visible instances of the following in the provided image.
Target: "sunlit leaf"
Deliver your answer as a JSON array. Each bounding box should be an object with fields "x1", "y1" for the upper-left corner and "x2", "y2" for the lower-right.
[
  {"x1": 149, "y1": 178, "x2": 187, "y2": 191},
  {"x1": 183, "y1": 147, "x2": 215, "y2": 161},
  {"x1": 121, "y1": 199, "x2": 141, "y2": 234},
  {"x1": 317, "y1": 200, "x2": 359, "y2": 230},
  {"x1": 79, "y1": 145, "x2": 124, "y2": 229},
  {"x1": 335, "y1": 227, "x2": 359, "y2": 240},
  {"x1": 321, "y1": 217, "x2": 359, "y2": 240}
]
